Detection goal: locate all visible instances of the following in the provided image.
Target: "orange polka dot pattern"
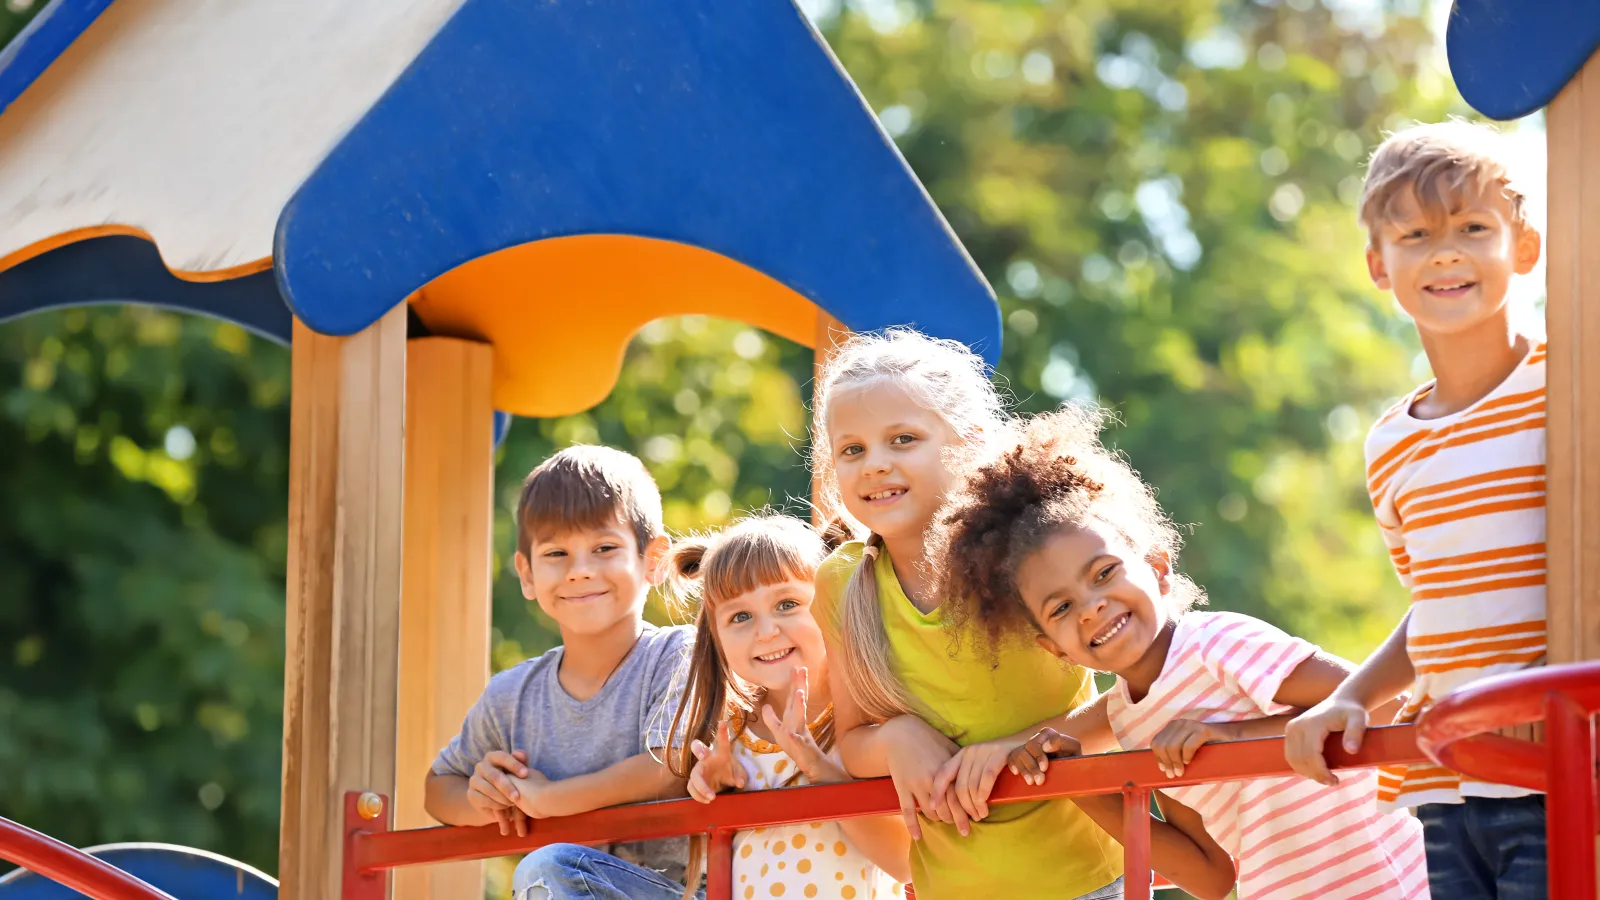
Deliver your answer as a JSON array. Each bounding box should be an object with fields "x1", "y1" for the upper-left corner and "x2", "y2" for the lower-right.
[{"x1": 728, "y1": 726, "x2": 902, "y2": 900}]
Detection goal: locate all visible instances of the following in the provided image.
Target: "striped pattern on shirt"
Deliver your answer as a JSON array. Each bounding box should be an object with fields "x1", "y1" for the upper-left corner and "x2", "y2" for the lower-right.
[
  {"x1": 1365, "y1": 342, "x2": 1547, "y2": 811},
  {"x1": 1107, "y1": 612, "x2": 1428, "y2": 899}
]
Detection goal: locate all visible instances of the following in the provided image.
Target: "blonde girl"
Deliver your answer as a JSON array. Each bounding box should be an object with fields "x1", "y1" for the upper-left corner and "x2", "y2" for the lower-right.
[
  {"x1": 810, "y1": 329, "x2": 1125, "y2": 900},
  {"x1": 665, "y1": 514, "x2": 911, "y2": 900},
  {"x1": 935, "y1": 407, "x2": 1427, "y2": 899}
]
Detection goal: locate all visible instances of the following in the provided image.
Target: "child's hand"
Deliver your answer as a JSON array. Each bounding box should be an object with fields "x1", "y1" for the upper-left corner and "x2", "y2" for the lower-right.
[
  {"x1": 1285, "y1": 696, "x2": 1368, "y2": 787},
  {"x1": 468, "y1": 750, "x2": 532, "y2": 836},
  {"x1": 506, "y1": 768, "x2": 562, "y2": 820},
  {"x1": 761, "y1": 667, "x2": 848, "y2": 784},
  {"x1": 930, "y1": 739, "x2": 1015, "y2": 823},
  {"x1": 882, "y1": 715, "x2": 968, "y2": 840},
  {"x1": 1007, "y1": 727, "x2": 1082, "y2": 787},
  {"x1": 1149, "y1": 719, "x2": 1230, "y2": 779},
  {"x1": 687, "y1": 720, "x2": 747, "y2": 803}
]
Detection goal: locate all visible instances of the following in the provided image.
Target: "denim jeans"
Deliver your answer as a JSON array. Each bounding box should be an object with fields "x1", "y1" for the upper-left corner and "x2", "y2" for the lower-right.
[
  {"x1": 1418, "y1": 795, "x2": 1547, "y2": 899},
  {"x1": 512, "y1": 844, "x2": 703, "y2": 900},
  {"x1": 1072, "y1": 875, "x2": 1124, "y2": 900}
]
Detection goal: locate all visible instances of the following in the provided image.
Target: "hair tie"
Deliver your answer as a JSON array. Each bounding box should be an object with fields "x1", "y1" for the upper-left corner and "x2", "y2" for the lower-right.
[{"x1": 862, "y1": 544, "x2": 880, "y2": 560}]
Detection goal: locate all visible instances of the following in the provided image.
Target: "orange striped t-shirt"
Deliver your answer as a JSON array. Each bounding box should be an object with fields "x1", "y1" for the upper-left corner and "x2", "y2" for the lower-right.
[{"x1": 1365, "y1": 341, "x2": 1546, "y2": 811}]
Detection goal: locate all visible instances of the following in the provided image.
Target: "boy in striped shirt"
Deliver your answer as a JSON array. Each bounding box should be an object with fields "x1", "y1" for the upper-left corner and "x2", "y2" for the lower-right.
[{"x1": 1285, "y1": 120, "x2": 1547, "y2": 898}]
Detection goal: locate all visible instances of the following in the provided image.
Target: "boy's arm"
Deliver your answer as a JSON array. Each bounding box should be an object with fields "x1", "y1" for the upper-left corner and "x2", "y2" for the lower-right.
[
  {"x1": 1070, "y1": 792, "x2": 1236, "y2": 900},
  {"x1": 1285, "y1": 610, "x2": 1415, "y2": 786},
  {"x1": 424, "y1": 772, "x2": 496, "y2": 827},
  {"x1": 511, "y1": 750, "x2": 687, "y2": 819}
]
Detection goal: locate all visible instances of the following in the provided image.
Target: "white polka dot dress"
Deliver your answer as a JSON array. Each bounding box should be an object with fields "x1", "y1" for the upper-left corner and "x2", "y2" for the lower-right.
[{"x1": 728, "y1": 718, "x2": 903, "y2": 900}]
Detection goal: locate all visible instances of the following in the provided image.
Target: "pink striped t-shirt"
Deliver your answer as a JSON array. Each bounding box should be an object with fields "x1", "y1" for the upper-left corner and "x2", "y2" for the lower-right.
[{"x1": 1106, "y1": 612, "x2": 1428, "y2": 899}]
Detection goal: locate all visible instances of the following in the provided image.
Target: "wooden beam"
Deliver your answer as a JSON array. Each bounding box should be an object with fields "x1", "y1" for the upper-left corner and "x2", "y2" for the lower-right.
[
  {"x1": 394, "y1": 337, "x2": 495, "y2": 900},
  {"x1": 281, "y1": 307, "x2": 408, "y2": 900},
  {"x1": 812, "y1": 310, "x2": 848, "y2": 526},
  {"x1": 1546, "y1": 49, "x2": 1600, "y2": 667}
]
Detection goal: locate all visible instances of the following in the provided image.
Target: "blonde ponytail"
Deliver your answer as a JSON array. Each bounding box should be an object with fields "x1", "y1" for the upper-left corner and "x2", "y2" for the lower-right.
[{"x1": 838, "y1": 534, "x2": 919, "y2": 722}]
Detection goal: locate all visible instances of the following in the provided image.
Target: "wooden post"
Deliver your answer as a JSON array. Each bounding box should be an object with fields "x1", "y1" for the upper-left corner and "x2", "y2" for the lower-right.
[
  {"x1": 1545, "y1": 50, "x2": 1600, "y2": 667},
  {"x1": 280, "y1": 307, "x2": 408, "y2": 900},
  {"x1": 394, "y1": 338, "x2": 495, "y2": 900},
  {"x1": 812, "y1": 310, "x2": 847, "y2": 526}
]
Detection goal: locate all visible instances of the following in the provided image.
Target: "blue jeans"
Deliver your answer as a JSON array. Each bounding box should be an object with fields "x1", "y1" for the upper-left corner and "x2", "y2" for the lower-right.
[
  {"x1": 1418, "y1": 795, "x2": 1547, "y2": 899},
  {"x1": 512, "y1": 844, "x2": 703, "y2": 900}
]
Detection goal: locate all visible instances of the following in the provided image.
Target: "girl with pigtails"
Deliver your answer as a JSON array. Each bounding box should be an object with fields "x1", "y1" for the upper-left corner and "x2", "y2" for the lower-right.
[{"x1": 665, "y1": 513, "x2": 910, "y2": 900}]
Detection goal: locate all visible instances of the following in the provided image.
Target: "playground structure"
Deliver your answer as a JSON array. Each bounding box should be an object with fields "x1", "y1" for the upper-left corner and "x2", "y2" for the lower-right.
[{"x1": 0, "y1": 0, "x2": 1598, "y2": 898}]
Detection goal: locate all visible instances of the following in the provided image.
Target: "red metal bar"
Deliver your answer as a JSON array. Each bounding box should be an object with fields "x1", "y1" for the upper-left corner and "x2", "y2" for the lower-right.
[
  {"x1": 0, "y1": 816, "x2": 175, "y2": 900},
  {"x1": 1122, "y1": 788, "x2": 1152, "y2": 900},
  {"x1": 343, "y1": 792, "x2": 390, "y2": 900},
  {"x1": 1546, "y1": 693, "x2": 1597, "y2": 900},
  {"x1": 350, "y1": 726, "x2": 1424, "y2": 874},
  {"x1": 707, "y1": 829, "x2": 733, "y2": 900}
]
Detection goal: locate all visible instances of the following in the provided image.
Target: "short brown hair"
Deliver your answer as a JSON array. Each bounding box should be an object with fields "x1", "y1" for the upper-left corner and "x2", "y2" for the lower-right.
[
  {"x1": 1359, "y1": 120, "x2": 1531, "y2": 241},
  {"x1": 515, "y1": 445, "x2": 664, "y2": 556}
]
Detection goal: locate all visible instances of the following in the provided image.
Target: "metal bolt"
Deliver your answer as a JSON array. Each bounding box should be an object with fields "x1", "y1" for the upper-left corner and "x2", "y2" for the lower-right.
[{"x1": 356, "y1": 792, "x2": 384, "y2": 820}]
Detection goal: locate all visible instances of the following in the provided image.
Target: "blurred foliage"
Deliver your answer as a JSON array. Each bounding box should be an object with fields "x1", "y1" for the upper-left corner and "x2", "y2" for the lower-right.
[{"x1": 1, "y1": 0, "x2": 1497, "y2": 893}]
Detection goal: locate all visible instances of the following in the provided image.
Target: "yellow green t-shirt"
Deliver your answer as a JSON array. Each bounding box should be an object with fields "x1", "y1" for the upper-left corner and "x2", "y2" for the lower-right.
[{"x1": 815, "y1": 542, "x2": 1123, "y2": 899}]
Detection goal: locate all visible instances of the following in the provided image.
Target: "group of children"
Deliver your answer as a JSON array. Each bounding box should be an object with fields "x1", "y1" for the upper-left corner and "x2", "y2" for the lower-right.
[{"x1": 424, "y1": 118, "x2": 1548, "y2": 900}]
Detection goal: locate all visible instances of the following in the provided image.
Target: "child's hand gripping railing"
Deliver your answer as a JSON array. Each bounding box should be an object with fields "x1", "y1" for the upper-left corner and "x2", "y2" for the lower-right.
[
  {"x1": 342, "y1": 726, "x2": 1430, "y2": 899},
  {"x1": 1415, "y1": 659, "x2": 1600, "y2": 900},
  {"x1": 0, "y1": 815, "x2": 176, "y2": 900}
]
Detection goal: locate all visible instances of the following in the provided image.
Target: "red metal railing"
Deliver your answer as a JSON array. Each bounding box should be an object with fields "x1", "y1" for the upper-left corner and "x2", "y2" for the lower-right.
[
  {"x1": 0, "y1": 816, "x2": 175, "y2": 900},
  {"x1": 1417, "y1": 659, "x2": 1600, "y2": 900},
  {"x1": 344, "y1": 726, "x2": 1430, "y2": 900}
]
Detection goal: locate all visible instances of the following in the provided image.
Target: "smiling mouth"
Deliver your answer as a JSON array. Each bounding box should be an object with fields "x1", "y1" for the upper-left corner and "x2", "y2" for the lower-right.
[
  {"x1": 755, "y1": 648, "x2": 796, "y2": 664},
  {"x1": 863, "y1": 488, "x2": 907, "y2": 502},
  {"x1": 1424, "y1": 281, "x2": 1477, "y2": 296},
  {"x1": 1089, "y1": 613, "x2": 1131, "y2": 648},
  {"x1": 561, "y1": 590, "x2": 609, "y2": 602}
]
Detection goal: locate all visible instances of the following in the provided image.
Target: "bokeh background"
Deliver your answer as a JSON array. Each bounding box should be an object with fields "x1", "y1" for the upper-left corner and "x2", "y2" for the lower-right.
[{"x1": 0, "y1": 0, "x2": 1546, "y2": 896}]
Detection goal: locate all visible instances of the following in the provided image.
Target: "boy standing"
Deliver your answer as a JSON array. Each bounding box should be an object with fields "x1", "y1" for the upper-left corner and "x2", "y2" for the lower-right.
[
  {"x1": 425, "y1": 445, "x2": 696, "y2": 900},
  {"x1": 1287, "y1": 121, "x2": 1547, "y2": 897}
]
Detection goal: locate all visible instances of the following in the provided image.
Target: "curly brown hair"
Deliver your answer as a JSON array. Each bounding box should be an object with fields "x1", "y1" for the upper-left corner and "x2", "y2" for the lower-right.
[{"x1": 930, "y1": 403, "x2": 1203, "y2": 653}]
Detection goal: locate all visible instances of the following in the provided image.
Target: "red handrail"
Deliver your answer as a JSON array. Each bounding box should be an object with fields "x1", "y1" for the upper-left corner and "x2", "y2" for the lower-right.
[
  {"x1": 1417, "y1": 659, "x2": 1600, "y2": 900},
  {"x1": 0, "y1": 816, "x2": 175, "y2": 900},
  {"x1": 344, "y1": 725, "x2": 1427, "y2": 899}
]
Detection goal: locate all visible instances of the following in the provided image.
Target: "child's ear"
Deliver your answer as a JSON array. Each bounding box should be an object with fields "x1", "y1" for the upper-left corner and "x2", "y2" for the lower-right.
[
  {"x1": 512, "y1": 551, "x2": 536, "y2": 600},
  {"x1": 643, "y1": 535, "x2": 672, "y2": 587},
  {"x1": 1146, "y1": 549, "x2": 1173, "y2": 596},
  {"x1": 1035, "y1": 633, "x2": 1070, "y2": 660},
  {"x1": 1365, "y1": 245, "x2": 1392, "y2": 291},
  {"x1": 1514, "y1": 226, "x2": 1542, "y2": 275}
]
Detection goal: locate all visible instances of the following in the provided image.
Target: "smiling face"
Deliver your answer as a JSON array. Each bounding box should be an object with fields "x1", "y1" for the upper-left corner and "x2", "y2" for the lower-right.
[
  {"x1": 514, "y1": 518, "x2": 666, "y2": 638},
  {"x1": 1366, "y1": 184, "x2": 1541, "y2": 339},
  {"x1": 826, "y1": 380, "x2": 962, "y2": 544},
  {"x1": 1013, "y1": 519, "x2": 1172, "y2": 677},
  {"x1": 710, "y1": 578, "x2": 828, "y2": 696}
]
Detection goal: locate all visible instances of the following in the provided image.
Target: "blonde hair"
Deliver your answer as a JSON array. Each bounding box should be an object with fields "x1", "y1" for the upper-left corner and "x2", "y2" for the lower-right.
[
  {"x1": 1359, "y1": 119, "x2": 1532, "y2": 242},
  {"x1": 810, "y1": 328, "x2": 1008, "y2": 722},
  {"x1": 662, "y1": 513, "x2": 840, "y2": 896},
  {"x1": 931, "y1": 403, "x2": 1204, "y2": 654}
]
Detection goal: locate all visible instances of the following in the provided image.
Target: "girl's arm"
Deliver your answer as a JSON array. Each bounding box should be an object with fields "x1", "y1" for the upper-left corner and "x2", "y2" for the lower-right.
[
  {"x1": 936, "y1": 694, "x2": 1117, "y2": 821},
  {"x1": 837, "y1": 817, "x2": 913, "y2": 884},
  {"x1": 1286, "y1": 612, "x2": 1417, "y2": 785},
  {"x1": 1069, "y1": 792, "x2": 1236, "y2": 900}
]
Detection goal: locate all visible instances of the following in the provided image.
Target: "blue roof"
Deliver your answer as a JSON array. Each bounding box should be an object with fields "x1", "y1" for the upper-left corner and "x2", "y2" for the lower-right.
[{"x1": 1446, "y1": 0, "x2": 1600, "y2": 120}]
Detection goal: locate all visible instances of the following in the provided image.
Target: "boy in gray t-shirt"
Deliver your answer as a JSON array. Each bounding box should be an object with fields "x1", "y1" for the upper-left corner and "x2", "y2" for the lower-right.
[{"x1": 424, "y1": 446, "x2": 700, "y2": 900}]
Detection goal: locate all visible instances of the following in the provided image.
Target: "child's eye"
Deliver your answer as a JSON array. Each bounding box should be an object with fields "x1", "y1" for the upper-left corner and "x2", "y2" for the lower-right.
[
  {"x1": 891, "y1": 433, "x2": 917, "y2": 445},
  {"x1": 542, "y1": 549, "x2": 567, "y2": 558},
  {"x1": 1094, "y1": 563, "x2": 1119, "y2": 584},
  {"x1": 1050, "y1": 600, "x2": 1072, "y2": 619},
  {"x1": 776, "y1": 599, "x2": 801, "y2": 612},
  {"x1": 728, "y1": 611, "x2": 752, "y2": 625},
  {"x1": 595, "y1": 544, "x2": 619, "y2": 553},
  {"x1": 1463, "y1": 222, "x2": 1489, "y2": 233},
  {"x1": 839, "y1": 443, "x2": 864, "y2": 458}
]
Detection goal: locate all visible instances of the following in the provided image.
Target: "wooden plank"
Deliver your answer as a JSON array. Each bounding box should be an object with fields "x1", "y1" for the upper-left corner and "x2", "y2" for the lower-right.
[
  {"x1": 394, "y1": 337, "x2": 495, "y2": 900},
  {"x1": 1545, "y1": 50, "x2": 1600, "y2": 667},
  {"x1": 812, "y1": 310, "x2": 849, "y2": 526},
  {"x1": 281, "y1": 306, "x2": 408, "y2": 900}
]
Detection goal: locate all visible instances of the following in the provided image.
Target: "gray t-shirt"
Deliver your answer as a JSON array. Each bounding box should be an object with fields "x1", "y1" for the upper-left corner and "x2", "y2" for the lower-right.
[{"x1": 432, "y1": 623, "x2": 693, "y2": 879}]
